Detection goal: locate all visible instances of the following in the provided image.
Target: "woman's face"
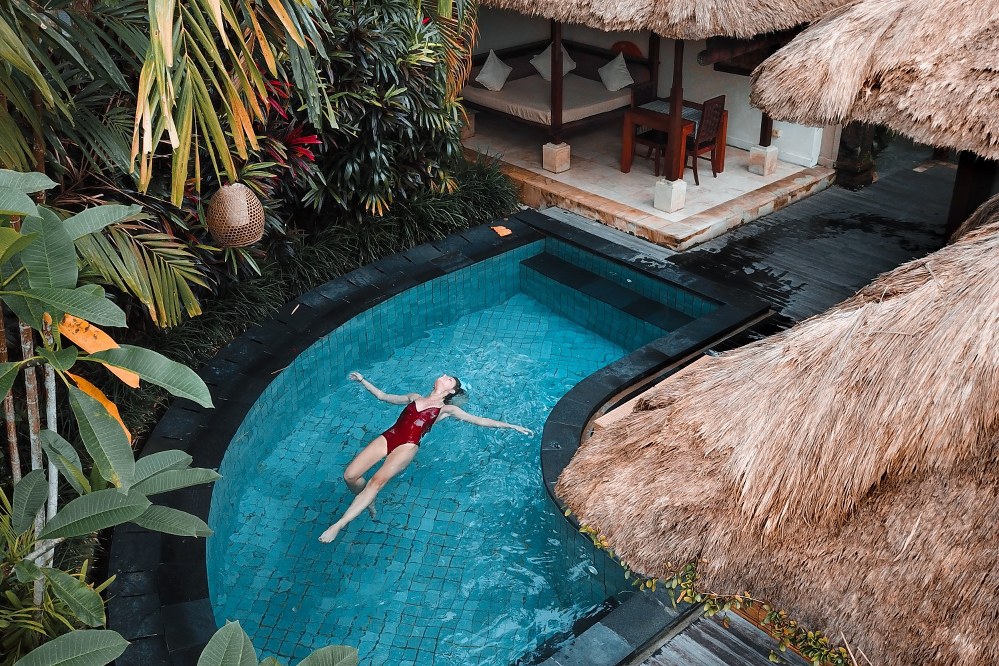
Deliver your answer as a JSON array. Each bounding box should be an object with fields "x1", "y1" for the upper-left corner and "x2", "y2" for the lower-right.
[{"x1": 434, "y1": 374, "x2": 457, "y2": 394}]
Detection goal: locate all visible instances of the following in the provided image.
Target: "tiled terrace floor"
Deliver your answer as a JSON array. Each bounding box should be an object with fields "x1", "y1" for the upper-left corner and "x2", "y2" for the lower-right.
[{"x1": 463, "y1": 112, "x2": 834, "y2": 250}]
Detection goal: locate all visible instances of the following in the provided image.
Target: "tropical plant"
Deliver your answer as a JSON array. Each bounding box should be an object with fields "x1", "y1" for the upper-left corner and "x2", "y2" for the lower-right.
[
  {"x1": 198, "y1": 622, "x2": 358, "y2": 666},
  {"x1": 0, "y1": 0, "x2": 338, "y2": 205},
  {"x1": 302, "y1": 0, "x2": 470, "y2": 218},
  {"x1": 0, "y1": 0, "x2": 346, "y2": 324},
  {"x1": 421, "y1": 0, "x2": 478, "y2": 104},
  {"x1": 0, "y1": 177, "x2": 219, "y2": 662}
]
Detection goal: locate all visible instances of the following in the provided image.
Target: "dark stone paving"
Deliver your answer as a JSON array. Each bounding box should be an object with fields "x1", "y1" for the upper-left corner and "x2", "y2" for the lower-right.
[{"x1": 672, "y1": 164, "x2": 953, "y2": 339}]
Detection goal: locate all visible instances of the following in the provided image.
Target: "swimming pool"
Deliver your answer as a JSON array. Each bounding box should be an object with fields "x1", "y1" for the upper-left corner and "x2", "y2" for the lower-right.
[
  {"x1": 206, "y1": 238, "x2": 719, "y2": 664},
  {"x1": 106, "y1": 213, "x2": 771, "y2": 665}
]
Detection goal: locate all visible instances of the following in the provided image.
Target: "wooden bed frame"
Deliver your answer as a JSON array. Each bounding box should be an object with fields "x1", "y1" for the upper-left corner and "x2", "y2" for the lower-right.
[{"x1": 464, "y1": 23, "x2": 661, "y2": 143}]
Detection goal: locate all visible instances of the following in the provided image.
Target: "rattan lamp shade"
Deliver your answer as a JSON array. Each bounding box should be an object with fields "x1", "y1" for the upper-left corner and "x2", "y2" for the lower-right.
[{"x1": 206, "y1": 183, "x2": 265, "y2": 247}]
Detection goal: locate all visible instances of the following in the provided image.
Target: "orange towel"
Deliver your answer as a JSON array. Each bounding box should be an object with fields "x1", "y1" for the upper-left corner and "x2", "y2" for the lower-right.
[{"x1": 491, "y1": 225, "x2": 512, "y2": 237}]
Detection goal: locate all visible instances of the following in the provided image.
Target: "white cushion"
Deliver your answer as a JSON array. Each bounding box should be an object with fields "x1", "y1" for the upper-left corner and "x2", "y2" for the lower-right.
[
  {"x1": 475, "y1": 50, "x2": 513, "y2": 91},
  {"x1": 598, "y1": 52, "x2": 635, "y2": 92},
  {"x1": 530, "y1": 43, "x2": 577, "y2": 81}
]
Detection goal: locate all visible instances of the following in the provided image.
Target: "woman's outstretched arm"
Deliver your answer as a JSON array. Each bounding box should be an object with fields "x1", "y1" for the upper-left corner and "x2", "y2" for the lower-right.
[
  {"x1": 349, "y1": 372, "x2": 420, "y2": 405},
  {"x1": 440, "y1": 405, "x2": 533, "y2": 436}
]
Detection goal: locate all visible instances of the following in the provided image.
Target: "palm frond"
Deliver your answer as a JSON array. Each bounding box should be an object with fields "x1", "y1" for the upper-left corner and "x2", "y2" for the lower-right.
[
  {"x1": 75, "y1": 222, "x2": 210, "y2": 328},
  {"x1": 133, "y1": 0, "x2": 325, "y2": 205}
]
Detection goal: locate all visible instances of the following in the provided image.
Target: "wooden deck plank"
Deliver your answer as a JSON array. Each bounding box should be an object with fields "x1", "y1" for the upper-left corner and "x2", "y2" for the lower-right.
[{"x1": 670, "y1": 165, "x2": 951, "y2": 330}]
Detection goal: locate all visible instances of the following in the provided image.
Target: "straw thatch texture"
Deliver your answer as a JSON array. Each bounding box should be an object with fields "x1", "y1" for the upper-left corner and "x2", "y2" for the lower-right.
[
  {"x1": 555, "y1": 208, "x2": 999, "y2": 663},
  {"x1": 751, "y1": 0, "x2": 999, "y2": 159},
  {"x1": 479, "y1": 0, "x2": 852, "y2": 40}
]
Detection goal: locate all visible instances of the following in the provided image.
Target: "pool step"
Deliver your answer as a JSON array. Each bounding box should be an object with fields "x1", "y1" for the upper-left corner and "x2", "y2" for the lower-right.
[{"x1": 521, "y1": 253, "x2": 694, "y2": 331}]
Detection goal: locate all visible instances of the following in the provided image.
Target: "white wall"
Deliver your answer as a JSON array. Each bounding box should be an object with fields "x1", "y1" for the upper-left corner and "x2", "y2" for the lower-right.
[
  {"x1": 658, "y1": 40, "x2": 822, "y2": 167},
  {"x1": 474, "y1": 9, "x2": 823, "y2": 167},
  {"x1": 473, "y1": 8, "x2": 550, "y2": 54}
]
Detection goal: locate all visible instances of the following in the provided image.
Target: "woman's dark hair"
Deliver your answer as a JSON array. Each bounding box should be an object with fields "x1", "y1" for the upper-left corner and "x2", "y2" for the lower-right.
[{"x1": 444, "y1": 377, "x2": 467, "y2": 405}]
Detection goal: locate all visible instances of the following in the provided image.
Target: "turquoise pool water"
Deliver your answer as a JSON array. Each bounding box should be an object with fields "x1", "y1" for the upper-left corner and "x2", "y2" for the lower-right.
[{"x1": 208, "y1": 240, "x2": 713, "y2": 664}]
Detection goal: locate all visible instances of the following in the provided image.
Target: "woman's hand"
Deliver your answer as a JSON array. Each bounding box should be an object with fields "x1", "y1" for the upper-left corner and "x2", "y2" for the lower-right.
[
  {"x1": 349, "y1": 371, "x2": 363, "y2": 382},
  {"x1": 512, "y1": 425, "x2": 534, "y2": 437}
]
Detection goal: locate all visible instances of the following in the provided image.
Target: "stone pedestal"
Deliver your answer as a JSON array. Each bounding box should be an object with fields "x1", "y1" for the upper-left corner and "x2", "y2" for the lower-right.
[
  {"x1": 748, "y1": 145, "x2": 779, "y2": 176},
  {"x1": 653, "y1": 178, "x2": 686, "y2": 213},
  {"x1": 542, "y1": 142, "x2": 571, "y2": 173},
  {"x1": 460, "y1": 110, "x2": 477, "y2": 140}
]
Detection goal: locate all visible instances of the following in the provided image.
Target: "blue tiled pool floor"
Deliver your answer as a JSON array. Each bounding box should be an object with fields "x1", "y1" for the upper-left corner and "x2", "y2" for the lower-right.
[{"x1": 209, "y1": 293, "x2": 630, "y2": 664}]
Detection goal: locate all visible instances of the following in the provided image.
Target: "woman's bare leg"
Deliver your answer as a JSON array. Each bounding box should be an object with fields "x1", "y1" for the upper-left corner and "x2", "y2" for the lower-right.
[
  {"x1": 319, "y1": 443, "x2": 419, "y2": 543},
  {"x1": 342, "y1": 436, "x2": 388, "y2": 517}
]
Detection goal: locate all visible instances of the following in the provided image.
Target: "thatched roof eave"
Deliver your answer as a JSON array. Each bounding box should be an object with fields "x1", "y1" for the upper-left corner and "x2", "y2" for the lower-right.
[
  {"x1": 751, "y1": 0, "x2": 999, "y2": 159},
  {"x1": 479, "y1": 0, "x2": 854, "y2": 40}
]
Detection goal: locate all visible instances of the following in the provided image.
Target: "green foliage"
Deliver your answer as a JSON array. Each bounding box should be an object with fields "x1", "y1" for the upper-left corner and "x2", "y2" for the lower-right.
[
  {"x1": 0, "y1": 489, "x2": 116, "y2": 664},
  {"x1": 302, "y1": 0, "x2": 466, "y2": 218},
  {"x1": 39, "y1": 431, "x2": 90, "y2": 496},
  {"x1": 130, "y1": 505, "x2": 211, "y2": 537},
  {"x1": 66, "y1": 387, "x2": 135, "y2": 491},
  {"x1": 85, "y1": 345, "x2": 213, "y2": 408},
  {"x1": 10, "y1": 629, "x2": 128, "y2": 666},
  {"x1": 197, "y1": 622, "x2": 359, "y2": 666},
  {"x1": 11, "y1": 471, "x2": 47, "y2": 534},
  {"x1": 0, "y1": 195, "x2": 221, "y2": 663}
]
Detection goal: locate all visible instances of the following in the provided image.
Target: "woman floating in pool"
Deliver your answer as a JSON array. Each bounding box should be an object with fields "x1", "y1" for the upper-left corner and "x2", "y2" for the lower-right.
[{"x1": 319, "y1": 372, "x2": 533, "y2": 543}]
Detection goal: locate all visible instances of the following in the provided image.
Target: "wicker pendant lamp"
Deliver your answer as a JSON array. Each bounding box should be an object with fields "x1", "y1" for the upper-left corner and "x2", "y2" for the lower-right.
[{"x1": 206, "y1": 183, "x2": 265, "y2": 247}]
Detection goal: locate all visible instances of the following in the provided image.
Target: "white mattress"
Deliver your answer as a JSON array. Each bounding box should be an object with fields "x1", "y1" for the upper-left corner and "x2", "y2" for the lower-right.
[{"x1": 461, "y1": 73, "x2": 632, "y2": 125}]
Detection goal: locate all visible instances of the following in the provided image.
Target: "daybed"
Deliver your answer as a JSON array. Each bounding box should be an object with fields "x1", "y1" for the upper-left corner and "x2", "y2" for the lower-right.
[{"x1": 462, "y1": 38, "x2": 658, "y2": 143}]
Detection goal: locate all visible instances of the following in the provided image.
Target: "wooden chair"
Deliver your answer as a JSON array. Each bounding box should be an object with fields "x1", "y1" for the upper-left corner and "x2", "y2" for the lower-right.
[
  {"x1": 685, "y1": 95, "x2": 725, "y2": 185},
  {"x1": 633, "y1": 127, "x2": 669, "y2": 177}
]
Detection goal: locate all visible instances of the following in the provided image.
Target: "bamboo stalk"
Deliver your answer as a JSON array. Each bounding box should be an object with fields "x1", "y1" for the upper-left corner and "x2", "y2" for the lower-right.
[
  {"x1": 28, "y1": 56, "x2": 48, "y2": 606},
  {"x1": 20, "y1": 322, "x2": 44, "y2": 605},
  {"x1": 0, "y1": 307, "x2": 20, "y2": 483},
  {"x1": 41, "y1": 318, "x2": 58, "y2": 525},
  {"x1": 20, "y1": 325, "x2": 42, "y2": 501}
]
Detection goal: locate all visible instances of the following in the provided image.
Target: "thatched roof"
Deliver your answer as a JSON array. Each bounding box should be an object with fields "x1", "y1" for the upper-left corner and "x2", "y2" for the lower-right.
[
  {"x1": 751, "y1": 0, "x2": 999, "y2": 159},
  {"x1": 555, "y1": 206, "x2": 999, "y2": 663},
  {"x1": 479, "y1": 0, "x2": 852, "y2": 40}
]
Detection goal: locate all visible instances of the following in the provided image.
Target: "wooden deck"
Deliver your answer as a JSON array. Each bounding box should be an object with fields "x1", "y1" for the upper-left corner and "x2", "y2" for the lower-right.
[{"x1": 669, "y1": 162, "x2": 954, "y2": 338}]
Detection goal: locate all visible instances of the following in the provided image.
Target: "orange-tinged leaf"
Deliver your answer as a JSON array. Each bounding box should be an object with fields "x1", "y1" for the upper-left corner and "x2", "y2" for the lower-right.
[
  {"x1": 67, "y1": 372, "x2": 133, "y2": 445},
  {"x1": 59, "y1": 315, "x2": 141, "y2": 388}
]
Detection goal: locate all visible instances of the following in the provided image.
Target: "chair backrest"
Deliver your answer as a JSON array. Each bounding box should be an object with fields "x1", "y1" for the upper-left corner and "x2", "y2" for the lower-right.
[{"x1": 695, "y1": 95, "x2": 726, "y2": 144}]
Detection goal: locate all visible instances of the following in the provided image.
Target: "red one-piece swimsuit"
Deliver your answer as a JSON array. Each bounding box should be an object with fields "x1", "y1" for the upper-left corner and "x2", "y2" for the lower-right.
[{"x1": 381, "y1": 402, "x2": 442, "y2": 454}]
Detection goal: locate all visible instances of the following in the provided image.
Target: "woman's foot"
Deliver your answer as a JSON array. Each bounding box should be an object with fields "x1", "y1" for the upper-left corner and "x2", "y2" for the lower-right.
[
  {"x1": 319, "y1": 524, "x2": 341, "y2": 543},
  {"x1": 367, "y1": 502, "x2": 377, "y2": 520}
]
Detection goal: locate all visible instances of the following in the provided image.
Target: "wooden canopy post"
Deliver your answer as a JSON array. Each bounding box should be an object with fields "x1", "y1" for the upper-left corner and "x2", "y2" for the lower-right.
[
  {"x1": 648, "y1": 33, "x2": 661, "y2": 98},
  {"x1": 759, "y1": 112, "x2": 773, "y2": 147},
  {"x1": 551, "y1": 19, "x2": 564, "y2": 143},
  {"x1": 947, "y1": 151, "x2": 998, "y2": 239},
  {"x1": 663, "y1": 39, "x2": 685, "y2": 181}
]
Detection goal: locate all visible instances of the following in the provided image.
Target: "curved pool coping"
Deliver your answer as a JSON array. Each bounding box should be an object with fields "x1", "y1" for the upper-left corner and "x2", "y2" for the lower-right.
[{"x1": 107, "y1": 209, "x2": 770, "y2": 665}]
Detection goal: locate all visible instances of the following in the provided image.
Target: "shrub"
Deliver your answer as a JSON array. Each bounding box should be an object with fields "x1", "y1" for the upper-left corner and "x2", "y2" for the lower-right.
[{"x1": 300, "y1": 0, "x2": 467, "y2": 219}]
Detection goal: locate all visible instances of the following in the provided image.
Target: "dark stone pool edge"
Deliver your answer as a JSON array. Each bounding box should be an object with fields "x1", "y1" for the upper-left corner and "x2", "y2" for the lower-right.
[{"x1": 106, "y1": 209, "x2": 771, "y2": 665}]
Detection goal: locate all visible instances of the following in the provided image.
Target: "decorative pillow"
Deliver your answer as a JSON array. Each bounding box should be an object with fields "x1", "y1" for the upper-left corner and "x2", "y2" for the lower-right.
[
  {"x1": 530, "y1": 43, "x2": 577, "y2": 81},
  {"x1": 475, "y1": 50, "x2": 514, "y2": 92},
  {"x1": 598, "y1": 52, "x2": 635, "y2": 92}
]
